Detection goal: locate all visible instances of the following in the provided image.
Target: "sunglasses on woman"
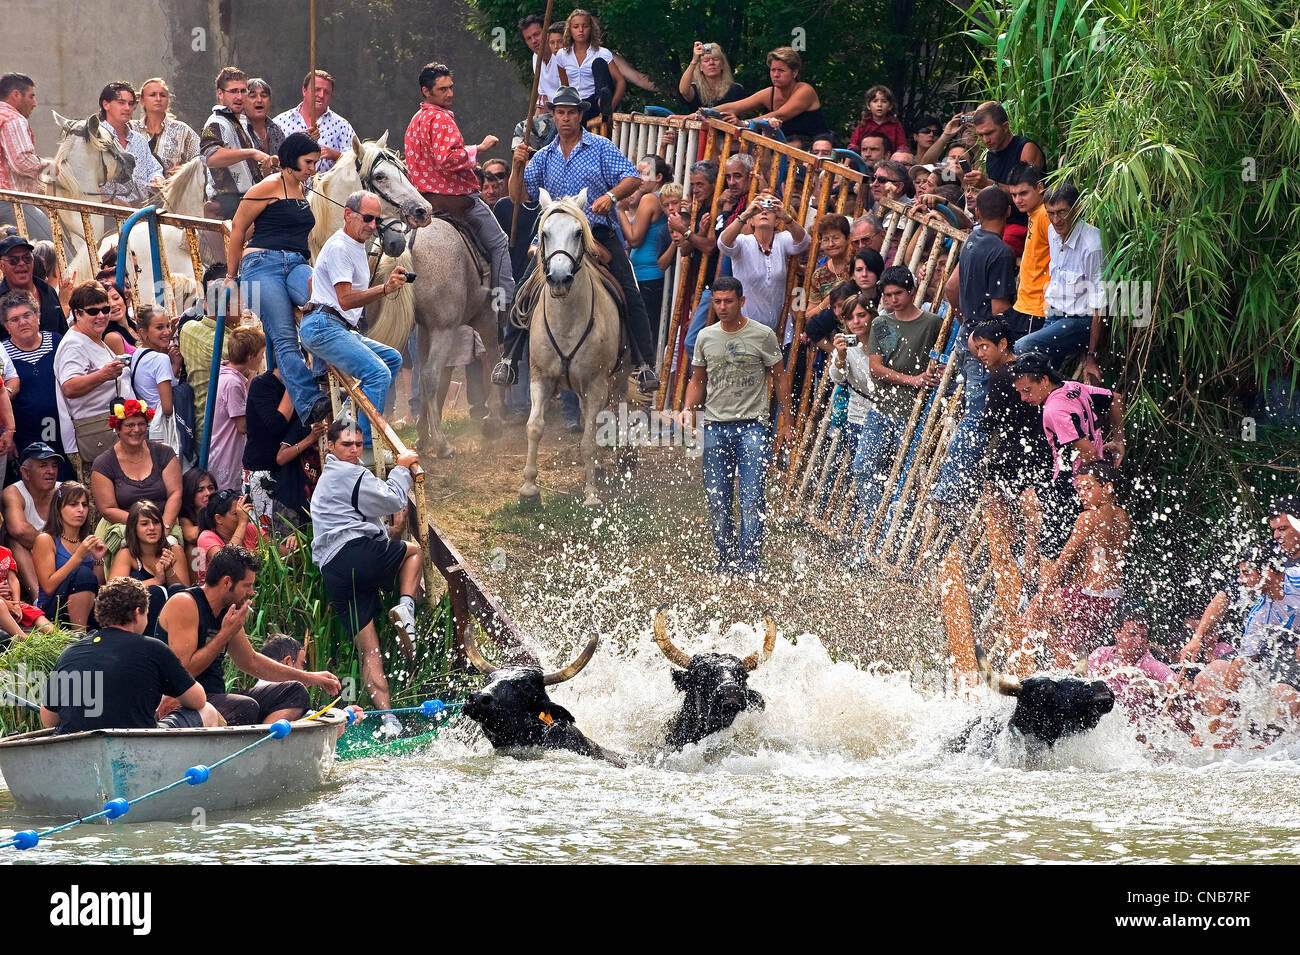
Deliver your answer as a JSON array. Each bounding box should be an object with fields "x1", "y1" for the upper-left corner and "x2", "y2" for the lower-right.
[{"x1": 78, "y1": 305, "x2": 113, "y2": 316}]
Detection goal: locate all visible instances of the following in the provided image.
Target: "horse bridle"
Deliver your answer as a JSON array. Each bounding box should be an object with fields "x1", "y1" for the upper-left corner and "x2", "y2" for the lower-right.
[
  {"x1": 356, "y1": 146, "x2": 414, "y2": 225},
  {"x1": 51, "y1": 121, "x2": 132, "y2": 201},
  {"x1": 537, "y1": 207, "x2": 597, "y2": 392},
  {"x1": 538, "y1": 207, "x2": 587, "y2": 276}
]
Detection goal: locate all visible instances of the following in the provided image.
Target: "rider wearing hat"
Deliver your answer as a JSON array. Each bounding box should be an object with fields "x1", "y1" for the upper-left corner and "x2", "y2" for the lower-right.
[{"x1": 496, "y1": 85, "x2": 661, "y2": 395}]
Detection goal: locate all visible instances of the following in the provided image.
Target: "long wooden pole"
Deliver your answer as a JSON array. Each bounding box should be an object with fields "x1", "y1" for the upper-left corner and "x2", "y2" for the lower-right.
[
  {"x1": 308, "y1": 0, "x2": 318, "y2": 131},
  {"x1": 510, "y1": 0, "x2": 556, "y2": 244}
]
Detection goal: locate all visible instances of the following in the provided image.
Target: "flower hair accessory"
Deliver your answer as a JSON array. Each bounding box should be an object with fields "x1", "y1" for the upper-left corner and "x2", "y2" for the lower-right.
[{"x1": 107, "y1": 398, "x2": 156, "y2": 430}]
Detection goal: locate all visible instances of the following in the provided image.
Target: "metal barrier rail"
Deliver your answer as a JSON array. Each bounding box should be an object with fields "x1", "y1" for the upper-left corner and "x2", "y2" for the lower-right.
[{"x1": 0, "y1": 187, "x2": 225, "y2": 317}]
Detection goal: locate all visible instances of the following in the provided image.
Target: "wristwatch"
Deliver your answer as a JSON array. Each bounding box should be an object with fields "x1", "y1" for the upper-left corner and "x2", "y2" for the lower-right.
[{"x1": 605, "y1": 191, "x2": 617, "y2": 204}]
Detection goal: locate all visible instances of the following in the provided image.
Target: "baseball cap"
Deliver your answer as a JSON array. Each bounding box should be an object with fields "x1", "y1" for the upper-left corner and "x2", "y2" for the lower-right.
[
  {"x1": 0, "y1": 235, "x2": 35, "y2": 258},
  {"x1": 550, "y1": 86, "x2": 583, "y2": 109},
  {"x1": 19, "y1": 441, "x2": 62, "y2": 463}
]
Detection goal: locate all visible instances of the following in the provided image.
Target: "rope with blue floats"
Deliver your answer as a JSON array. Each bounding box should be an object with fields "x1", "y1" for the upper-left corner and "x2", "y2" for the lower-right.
[
  {"x1": 335, "y1": 699, "x2": 464, "y2": 761},
  {"x1": 3, "y1": 717, "x2": 297, "y2": 851}
]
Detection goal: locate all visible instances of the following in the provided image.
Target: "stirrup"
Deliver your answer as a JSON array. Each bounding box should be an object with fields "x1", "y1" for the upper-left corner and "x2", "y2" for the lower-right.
[{"x1": 491, "y1": 359, "x2": 518, "y2": 387}]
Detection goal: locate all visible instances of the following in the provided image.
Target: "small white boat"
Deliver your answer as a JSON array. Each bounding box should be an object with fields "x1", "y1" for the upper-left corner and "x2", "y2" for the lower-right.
[{"x1": 0, "y1": 711, "x2": 345, "y2": 823}]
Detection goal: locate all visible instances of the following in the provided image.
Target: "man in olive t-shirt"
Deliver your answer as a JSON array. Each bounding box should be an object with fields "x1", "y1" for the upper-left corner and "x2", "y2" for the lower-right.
[
  {"x1": 853, "y1": 265, "x2": 942, "y2": 524},
  {"x1": 680, "y1": 277, "x2": 788, "y2": 574}
]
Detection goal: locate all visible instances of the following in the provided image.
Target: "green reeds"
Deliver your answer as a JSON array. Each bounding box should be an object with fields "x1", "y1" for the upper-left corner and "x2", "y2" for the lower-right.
[{"x1": 0, "y1": 628, "x2": 78, "y2": 735}]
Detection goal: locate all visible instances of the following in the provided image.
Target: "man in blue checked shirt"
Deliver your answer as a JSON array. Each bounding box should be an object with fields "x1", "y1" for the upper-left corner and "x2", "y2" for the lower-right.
[{"x1": 497, "y1": 86, "x2": 660, "y2": 394}]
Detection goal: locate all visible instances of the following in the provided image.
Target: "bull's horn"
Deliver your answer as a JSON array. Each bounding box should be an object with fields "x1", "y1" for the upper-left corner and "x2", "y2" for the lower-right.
[
  {"x1": 653, "y1": 604, "x2": 694, "y2": 669},
  {"x1": 542, "y1": 633, "x2": 599, "y2": 686},
  {"x1": 460, "y1": 627, "x2": 499, "y2": 677},
  {"x1": 742, "y1": 616, "x2": 779, "y2": 671},
  {"x1": 974, "y1": 640, "x2": 1020, "y2": 696}
]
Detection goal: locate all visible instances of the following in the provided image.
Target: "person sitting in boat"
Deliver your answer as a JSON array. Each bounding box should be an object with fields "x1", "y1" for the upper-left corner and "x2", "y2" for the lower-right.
[
  {"x1": 311, "y1": 418, "x2": 423, "y2": 738},
  {"x1": 1022, "y1": 460, "x2": 1131, "y2": 668},
  {"x1": 257, "y1": 632, "x2": 364, "y2": 734},
  {"x1": 1189, "y1": 542, "x2": 1300, "y2": 733},
  {"x1": 39, "y1": 576, "x2": 221, "y2": 734},
  {"x1": 1179, "y1": 543, "x2": 1284, "y2": 666},
  {"x1": 156, "y1": 545, "x2": 341, "y2": 725}
]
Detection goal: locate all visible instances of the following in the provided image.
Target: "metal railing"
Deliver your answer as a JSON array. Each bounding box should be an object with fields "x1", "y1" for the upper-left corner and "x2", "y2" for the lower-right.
[{"x1": 0, "y1": 187, "x2": 222, "y2": 316}]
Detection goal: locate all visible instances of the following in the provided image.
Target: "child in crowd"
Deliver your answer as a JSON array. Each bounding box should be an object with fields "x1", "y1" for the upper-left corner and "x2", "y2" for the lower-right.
[
  {"x1": 179, "y1": 468, "x2": 216, "y2": 580},
  {"x1": 848, "y1": 85, "x2": 907, "y2": 154},
  {"x1": 110, "y1": 499, "x2": 189, "y2": 636},
  {"x1": 0, "y1": 539, "x2": 54, "y2": 644},
  {"x1": 128, "y1": 306, "x2": 182, "y2": 455},
  {"x1": 208, "y1": 326, "x2": 265, "y2": 493}
]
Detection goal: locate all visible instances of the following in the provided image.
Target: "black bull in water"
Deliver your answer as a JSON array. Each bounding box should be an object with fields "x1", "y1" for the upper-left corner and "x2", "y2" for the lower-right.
[
  {"x1": 653, "y1": 605, "x2": 779, "y2": 750},
  {"x1": 952, "y1": 642, "x2": 1116, "y2": 751},
  {"x1": 461, "y1": 630, "x2": 626, "y2": 766}
]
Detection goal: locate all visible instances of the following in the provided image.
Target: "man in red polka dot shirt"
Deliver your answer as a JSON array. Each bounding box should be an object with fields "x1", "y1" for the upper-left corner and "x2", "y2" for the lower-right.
[{"x1": 404, "y1": 61, "x2": 514, "y2": 316}]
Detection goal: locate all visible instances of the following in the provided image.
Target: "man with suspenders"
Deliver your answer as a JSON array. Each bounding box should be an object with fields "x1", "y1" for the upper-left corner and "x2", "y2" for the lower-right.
[{"x1": 310, "y1": 418, "x2": 424, "y2": 737}]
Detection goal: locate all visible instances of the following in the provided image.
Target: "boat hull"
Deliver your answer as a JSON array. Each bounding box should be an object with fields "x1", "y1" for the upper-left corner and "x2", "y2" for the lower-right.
[{"x1": 0, "y1": 711, "x2": 344, "y2": 823}]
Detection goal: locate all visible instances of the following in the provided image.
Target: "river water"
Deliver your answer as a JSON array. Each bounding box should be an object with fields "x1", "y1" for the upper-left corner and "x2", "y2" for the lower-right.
[{"x1": 4, "y1": 621, "x2": 1299, "y2": 864}]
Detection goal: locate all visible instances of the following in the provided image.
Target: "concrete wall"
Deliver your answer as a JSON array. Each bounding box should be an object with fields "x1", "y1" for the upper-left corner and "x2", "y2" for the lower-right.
[{"x1": 5, "y1": 0, "x2": 528, "y2": 169}]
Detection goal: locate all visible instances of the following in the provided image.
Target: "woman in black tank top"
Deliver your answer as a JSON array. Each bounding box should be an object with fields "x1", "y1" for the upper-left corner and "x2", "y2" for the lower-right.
[
  {"x1": 224, "y1": 132, "x2": 328, "y2": 433},
  {"x1": 717, "y1": 46, "x2": 831, "y2": 141}
]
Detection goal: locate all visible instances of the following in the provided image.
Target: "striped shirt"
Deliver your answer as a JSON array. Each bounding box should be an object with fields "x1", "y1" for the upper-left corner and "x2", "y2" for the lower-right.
[
  {"x1": 0, "y1": 102, "x2": 44, "y2": 193},
  {"x1": 3, "y1": 332, "x2": 53, "y2": 367},
  {"x1": 523, "y1": 130, "x2": 637, "y2": 238}
]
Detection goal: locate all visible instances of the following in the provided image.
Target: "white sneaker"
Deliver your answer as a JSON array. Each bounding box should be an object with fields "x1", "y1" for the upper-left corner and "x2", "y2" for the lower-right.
[
  {"x1": 379, "y1": 713, "x2": 403, "y2": 739},
  {"x1": 389, "y1": 602, "x2": 417, "y2": 659}
]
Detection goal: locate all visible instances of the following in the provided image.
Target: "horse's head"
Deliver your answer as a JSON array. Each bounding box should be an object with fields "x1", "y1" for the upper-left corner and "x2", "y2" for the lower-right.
[
  {"x1": 537, "y1": 188, "x2": 596, "y2": 297},
  {"x1": 50, "y1": 110, "x2": 134, "y2": 195},
  {"x1": 351, "y1": 132, "x2": 432, "y2": 229}
]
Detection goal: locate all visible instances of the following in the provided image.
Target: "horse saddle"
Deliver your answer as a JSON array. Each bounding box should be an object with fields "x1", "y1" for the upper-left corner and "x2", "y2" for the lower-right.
[{"x1": 418, "y1": 195, "x2": 491, "y2": 286}]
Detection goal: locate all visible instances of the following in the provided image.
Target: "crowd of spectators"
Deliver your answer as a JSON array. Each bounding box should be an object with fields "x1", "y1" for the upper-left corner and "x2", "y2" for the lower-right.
[{"x1": 1, "y1": 13, "x2": 1297, "y2": 744}]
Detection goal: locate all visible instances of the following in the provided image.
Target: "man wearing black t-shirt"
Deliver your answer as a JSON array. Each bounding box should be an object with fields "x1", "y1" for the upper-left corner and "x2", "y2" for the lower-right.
[
  {"x1": 40, "y1": 577, "x2": 219, "y2": 734},
  {"x1": 961, "y1": 101, "x2": 1046, "y2": 257}
]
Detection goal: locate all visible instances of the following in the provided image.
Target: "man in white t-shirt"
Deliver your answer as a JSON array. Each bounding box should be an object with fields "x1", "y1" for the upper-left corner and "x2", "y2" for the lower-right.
[{"x1": 299, "y1": 190, "x2": 410, "y2": 461}]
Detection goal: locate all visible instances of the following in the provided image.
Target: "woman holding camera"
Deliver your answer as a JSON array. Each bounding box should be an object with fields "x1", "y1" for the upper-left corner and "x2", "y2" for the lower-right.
[
  {"x1": 54, "y1": 282, "x2": 137, "y2": 474},
  {"x1": 717, "y1": 192, "x2": 809, "y2": 341},
  {"x1": 677, "y1": 41, "x2": 745, "y2": 110}
]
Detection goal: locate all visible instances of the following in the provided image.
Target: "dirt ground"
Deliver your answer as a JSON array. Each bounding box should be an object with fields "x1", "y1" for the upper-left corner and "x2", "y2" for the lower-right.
[{"x1": 400, "y1": 388, "x2": 945, "y2": 670}]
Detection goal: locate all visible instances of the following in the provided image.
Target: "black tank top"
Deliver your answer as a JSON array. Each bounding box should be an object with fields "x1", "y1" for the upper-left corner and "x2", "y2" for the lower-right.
[
  {"x1": 769, "y1": 88, "x2": 831, "y2": 141},
  {"x1": 248, "y1": 178, "x2": 315, "y2": 258},
  {"x1": 984, "y1": 134, "x2": 1042, "y2": 227},
  {"x1": 157, "y1": 585, "x2": 228, "y2": 695}
]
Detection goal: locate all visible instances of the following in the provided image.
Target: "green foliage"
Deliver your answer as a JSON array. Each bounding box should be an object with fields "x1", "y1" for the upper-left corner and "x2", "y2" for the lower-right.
[
  {"x1": 0, "y1": 629, "x2": 78, "y2": 735},
  {"x1": 961, "y1": 0, "x2": 1300, "y2": 520},
  {"x1": 463, "y1": 0, "x2": 975, "y2": 135},
  {"x1": 240, "y1": 534, "x2": 461, "y2": 707}
]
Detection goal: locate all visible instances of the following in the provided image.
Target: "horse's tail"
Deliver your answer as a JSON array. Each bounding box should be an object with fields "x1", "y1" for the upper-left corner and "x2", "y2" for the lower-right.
[{"x1": 364, "y1": 251, "x2": 416, "y2": 350}]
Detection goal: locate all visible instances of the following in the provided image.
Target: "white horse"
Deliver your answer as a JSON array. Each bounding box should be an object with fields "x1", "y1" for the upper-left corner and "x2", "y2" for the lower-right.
[
  {"x1": 48, "y1": 111, "x2": 197, "y2": 307},
  {"x1": 519, "y1": 189, "x2": 625, "y2": 508}
]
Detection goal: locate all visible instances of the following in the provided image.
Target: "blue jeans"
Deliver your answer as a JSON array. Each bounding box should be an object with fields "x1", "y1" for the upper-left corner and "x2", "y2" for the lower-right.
[
  {"x1": 702, "y1": 420, "x2": 771, "y2": 570},
  {"x1": 930, "y1": 341, "x2": 989, "y2": 506},
  {"x1": 853, "y1": 409, "x2": 907, "y2": 524},
  {"x1": 300, "y1": 312, "x2": 403, "y2": 446},
  {"x1": 239, "y1": 250, "x2": 317, "y2": 425},
  {"x1": 682, "y1": 289, "x2": 712, "y2": 363},
  {"x1": 1014, "y1": 313, "x2": 1092, "y2": 366}
]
